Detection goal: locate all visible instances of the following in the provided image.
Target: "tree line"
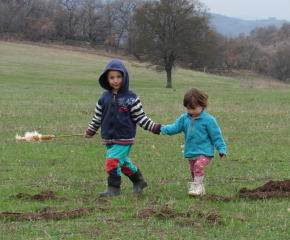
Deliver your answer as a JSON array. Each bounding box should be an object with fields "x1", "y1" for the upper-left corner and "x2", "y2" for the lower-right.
[
  {"x1": 222, "y1": 24, "x2": 290, "y2": 82},
  {"x1": 0, "y1": 0, "x2": 139, "y2": 45},
  {"x1": 1, "y1": 0, "x2": 290, "y2": 86}
]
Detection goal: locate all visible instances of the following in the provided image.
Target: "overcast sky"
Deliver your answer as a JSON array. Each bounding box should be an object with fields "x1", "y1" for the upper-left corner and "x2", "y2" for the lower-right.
[{"x1": 200, "y1": 0, "x2": 290, "y2": 21}]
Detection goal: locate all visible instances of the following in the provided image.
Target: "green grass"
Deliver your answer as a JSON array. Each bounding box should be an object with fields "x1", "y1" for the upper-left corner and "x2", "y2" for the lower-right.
[{"x1": 1, "y1": 41, "x2": 290, "y2": 239}]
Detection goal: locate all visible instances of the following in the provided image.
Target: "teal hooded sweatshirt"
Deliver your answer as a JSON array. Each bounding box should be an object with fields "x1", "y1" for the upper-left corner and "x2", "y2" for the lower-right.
[{"x1": 161, "y1": 109, "x2": 227, "y2": 158}]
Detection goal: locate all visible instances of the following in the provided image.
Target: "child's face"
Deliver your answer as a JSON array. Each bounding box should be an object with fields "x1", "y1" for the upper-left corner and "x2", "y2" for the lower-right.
[
  {"x1": 187, "y1": 105, "x2": 203, "y2": 118},
  {"x1": 107, "y1": 70, "x2": 123, "y2": 94}
]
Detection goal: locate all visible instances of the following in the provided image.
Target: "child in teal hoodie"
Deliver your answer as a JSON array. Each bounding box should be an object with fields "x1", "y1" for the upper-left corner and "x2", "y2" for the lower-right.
[{"x1": 161, "y1": 88, "x2": 226, "y2": 196}]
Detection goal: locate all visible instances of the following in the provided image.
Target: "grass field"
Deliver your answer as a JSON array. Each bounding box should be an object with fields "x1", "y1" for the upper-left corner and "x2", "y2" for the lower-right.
[{"x1": 1, "y1": 41, "x2": 290, "y2": 239}]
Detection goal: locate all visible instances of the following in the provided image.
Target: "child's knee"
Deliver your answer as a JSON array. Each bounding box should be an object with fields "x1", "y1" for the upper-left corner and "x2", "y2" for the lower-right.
[{"x1": 106, "y1": 158, "x2": 120, "y2": 175}]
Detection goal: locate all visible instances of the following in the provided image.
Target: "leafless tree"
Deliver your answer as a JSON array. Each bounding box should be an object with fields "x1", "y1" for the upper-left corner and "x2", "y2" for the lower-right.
[
  {"x1": 268, "y1": 44, "x2": 290, "y2": 81},
  {"x1": 133, "y1": 0, "x2": 212, "y2": 88},
  {"x1": 280, "y1": 22, "x2": 290, "y2": 39},
  {"x1": 57, "y1": 0, "x2": 83, "y2": 39},
  {"x1": 81, "y1": 0, "x2": 106, "y2": 43},
  {"x1": 114, "y1": 0, "x2": 141, "y2": 46}
]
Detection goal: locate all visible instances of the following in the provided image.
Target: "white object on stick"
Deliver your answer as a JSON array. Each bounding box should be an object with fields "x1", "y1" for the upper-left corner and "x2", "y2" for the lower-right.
[
  {"x1": 15, "y1": 131, "x2": 86, "y2": 142},
  {"x1": 15, "y1": 131, "x2": 54, "y2": 142}
]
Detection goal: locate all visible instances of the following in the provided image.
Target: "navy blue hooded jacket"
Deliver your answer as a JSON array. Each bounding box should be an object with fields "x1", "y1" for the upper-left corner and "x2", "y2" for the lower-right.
[{"x1": 86, "y1": 59, "x2": 161, "y2": 145}]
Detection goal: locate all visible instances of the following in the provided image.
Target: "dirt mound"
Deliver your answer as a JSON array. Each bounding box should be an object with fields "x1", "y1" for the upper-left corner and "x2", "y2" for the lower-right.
[
  {"x1": 237, "y1": 179, "x2": 290, "y2": 199},
  {"x1": 156, "y1": 206, "x2": 184, "y2": 219},
  {"x1": 2, "y1": 207, "x2": 96, "y2": 221},
  {"x1": 10, "y1": 190, "x2": 67, "y2": 202},
  {"x1": 200, "y1": 180, "x2": 290, "y2": 201},
  {"x1": 132, "y1": 206, "x2": 156, "y2": 219},
  {"x1": 188, "y1": 206, "x2": 225, "y2": 225},
  {"x1": 2, "y1": 192, "x2": 114, "y2": 221},
  {"x1": 2, "y1": 190, "x2": 116, "y2": 221},
  {"x1": 5, "y1": 179, "x2": 288, "y2": 222}
]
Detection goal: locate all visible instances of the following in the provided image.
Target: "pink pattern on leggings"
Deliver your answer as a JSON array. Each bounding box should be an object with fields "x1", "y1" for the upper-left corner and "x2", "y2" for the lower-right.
[{"x1": 188, "y1": 155, "x2": 212, "y2": 177}]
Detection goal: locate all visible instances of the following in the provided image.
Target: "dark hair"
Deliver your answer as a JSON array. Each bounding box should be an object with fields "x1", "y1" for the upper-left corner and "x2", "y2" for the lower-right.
[{"x1": 183, "y1": 88, "x2": 209, "y2": 109}]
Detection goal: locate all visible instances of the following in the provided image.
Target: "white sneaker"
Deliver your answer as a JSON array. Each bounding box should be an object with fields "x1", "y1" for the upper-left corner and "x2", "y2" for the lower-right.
[{"x1": 188, "y1": 182, "x2": 206, "y2": 196}]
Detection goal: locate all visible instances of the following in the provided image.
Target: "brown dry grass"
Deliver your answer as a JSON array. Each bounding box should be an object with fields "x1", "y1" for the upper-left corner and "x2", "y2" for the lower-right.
[
  {"x1": 3, "y1": 37, "x2": 289, "y2": 89},
  {"x1": 208, "y1": 68, "x2": 290, "y2": 88}
]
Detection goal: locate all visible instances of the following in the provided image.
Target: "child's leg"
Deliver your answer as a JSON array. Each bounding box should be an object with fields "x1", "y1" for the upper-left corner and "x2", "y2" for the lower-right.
[
  {"x1": 188, "y1": 156, "x2": 212, "y2": 196},
  {"x1": 122, "y1": 156, "x2": 148, "y2": 194},
  {"x1": 120, "y1": 157, "x2": 138, "y2": 177},
  {"x1": 192, "y1": 156, "x2": 212, "y2": 183},
  {"x1": 98, "y1": 144, "x2": 134, "y2": 197},
  {"x1": 106, "y1": 144, "x2": 136, "y2": 184},
  {"x1": 188, "y1": 159, "x2": 197, "y2": 181}
]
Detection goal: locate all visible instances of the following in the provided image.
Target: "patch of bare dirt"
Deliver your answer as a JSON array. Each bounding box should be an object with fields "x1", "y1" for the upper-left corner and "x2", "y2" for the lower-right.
[
  {"x1": 156, "y1": 205, "x2": 185, "y2": 219},
  {"x1": 237, "y1": 179, "x2": 290, "y2": 199},
  {"x1": 2, "y1": 207, "x2": 96, "y2": 221},
  {"x1": 132, "y1": 206, "x2": 157, "y2": 219},
  {"x1": 199, "y1": 179, "x2": 290, "y2": 201},
  {"x1": 10, "y1": 190, "x2": 67, "y2": 202},
  {"x1": 6, "y1": 179, "x2": 288, "y2": 223},
  {"x1": 3, "y1": 190, "x2": 112, "y2": 221},
  {"x1": 198, "y1": 209, "x2": 225, "y2": 225}
]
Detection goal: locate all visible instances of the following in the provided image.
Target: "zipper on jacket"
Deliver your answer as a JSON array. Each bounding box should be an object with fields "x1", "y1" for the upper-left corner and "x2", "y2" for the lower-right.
[
  {"x1": 191, "y1": 118, "x2": 194, "y2": 132},
  {"x1": 191, "y1": 116, "x2": 200, "y2": 132},
  {"x1": 109, "y1": 94, "x2": 116, "y2": 139}
]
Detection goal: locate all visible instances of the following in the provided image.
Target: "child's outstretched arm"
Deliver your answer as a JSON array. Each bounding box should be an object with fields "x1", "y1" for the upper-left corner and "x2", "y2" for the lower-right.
[
  {"x1": 130, "y1": 97, "x2": 161, "y2": 134},
  {"x1": 160, "y1": 115, "x2": 184, "y2": 136},
  {"x1": 85, "y1": 100, "x2": 102, "y2": 137}
]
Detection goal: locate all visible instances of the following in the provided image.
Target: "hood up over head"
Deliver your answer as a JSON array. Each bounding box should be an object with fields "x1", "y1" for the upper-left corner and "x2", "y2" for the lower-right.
[{"x1": 99, "y1": 59, "x2": 129, "y2": 94}]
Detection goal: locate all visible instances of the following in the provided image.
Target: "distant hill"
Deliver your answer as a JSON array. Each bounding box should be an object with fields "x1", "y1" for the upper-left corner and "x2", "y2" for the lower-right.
[{"x1": 210, "y1": 13, "x2": 290, "y2": 37}]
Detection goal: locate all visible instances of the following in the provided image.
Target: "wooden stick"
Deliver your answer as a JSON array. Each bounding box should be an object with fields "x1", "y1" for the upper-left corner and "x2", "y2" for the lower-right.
[
  {"x1": 53, "y1": 133, "x2": 98, "y2": 138},
  {"x1": 53, "y1": 134, "x2": 85, "y2": 138},
  {"x1": 16, "y1": 133, "x2": 99, "y2": 142},
  {"x1": 40, "y1": 135, "x2": 54, "y2": 140}
]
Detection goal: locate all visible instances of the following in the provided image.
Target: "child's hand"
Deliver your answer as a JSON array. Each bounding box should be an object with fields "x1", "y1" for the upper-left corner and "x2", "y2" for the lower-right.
[
  {"x1": 84, "y1": 133, "x2": 93, "y2": 138},
  {"x1": 219, "y1": 153, "x2": 226, "y2": 160}
]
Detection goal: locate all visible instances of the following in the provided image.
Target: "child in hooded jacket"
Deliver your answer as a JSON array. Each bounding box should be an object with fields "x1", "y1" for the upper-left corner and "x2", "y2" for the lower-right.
[
  {"x1": 161, "y1": 88, "x2": 226, "y2": 196},
  {"x1": 85, "y1": 59, "x2": 162, "y2": 197}
]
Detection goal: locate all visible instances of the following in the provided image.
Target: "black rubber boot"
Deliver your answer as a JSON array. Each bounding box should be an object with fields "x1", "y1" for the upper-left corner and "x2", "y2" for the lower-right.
[
  {"x1": 128, "y1": 169, "x2": 148, "y2": 194},
  {"x1": 98, "y1": 176, "x2": 121, "y2": 197},
  {"x1": 98, "y1": 186, "x2": 121, "y2": 197}
]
